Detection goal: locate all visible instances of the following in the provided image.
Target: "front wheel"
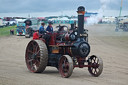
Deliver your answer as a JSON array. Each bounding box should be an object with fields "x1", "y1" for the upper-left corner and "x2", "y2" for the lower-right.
[
  {"x1": 59, "y1": 55, "x2": 73, "y2": 78},
  {"x1": 88, "y1": 55, "x2": 103, "y2": 77}
]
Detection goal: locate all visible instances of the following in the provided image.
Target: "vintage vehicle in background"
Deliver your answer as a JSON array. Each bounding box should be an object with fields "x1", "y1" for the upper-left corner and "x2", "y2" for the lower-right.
[
  {"x1": 115, "y1": 16, "x2": 128, "y2": 32},
  {"x1": 0, "y1": 18, "x2": 5, "y2": 28},
  {"x1": 16, "y1": 22, "x2": 26, "y2": 36},
  {"x1": 0, "y1": 18, "x2": 3, "y2": 28},
  {"x1": 24, "y1": 19, "x2": 40, "y2": 38},
  {"x1": 25, "y1": 6, "x2": 103, "y2": 78}
]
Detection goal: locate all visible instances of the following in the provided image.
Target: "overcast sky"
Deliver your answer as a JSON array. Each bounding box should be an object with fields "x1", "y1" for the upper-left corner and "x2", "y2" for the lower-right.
[{"x1": 0, "y1": 0, "x2": 128, "y2": 17}]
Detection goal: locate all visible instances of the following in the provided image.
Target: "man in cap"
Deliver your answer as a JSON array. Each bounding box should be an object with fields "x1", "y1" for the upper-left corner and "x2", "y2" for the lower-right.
[
  {"x1": 46, "y1": 22, "x2": 53, "y2": 33},
  {"x1": 39, "y1": 22, "x2": 46, "y2": 34}
]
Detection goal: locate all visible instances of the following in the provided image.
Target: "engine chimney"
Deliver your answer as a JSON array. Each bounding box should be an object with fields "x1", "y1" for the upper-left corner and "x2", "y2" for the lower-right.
[
  {"x1": 77, "y1": 6, "x2": 85, "y2": 37},
  {"x1": 70, "y1": 24, "x2": 74, "y2": 30}
]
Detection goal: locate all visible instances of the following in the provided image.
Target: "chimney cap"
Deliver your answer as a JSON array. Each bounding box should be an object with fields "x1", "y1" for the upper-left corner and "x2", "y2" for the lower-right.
[{"x1": 77, "y1": 6, "x2": 85, "y2": 12}]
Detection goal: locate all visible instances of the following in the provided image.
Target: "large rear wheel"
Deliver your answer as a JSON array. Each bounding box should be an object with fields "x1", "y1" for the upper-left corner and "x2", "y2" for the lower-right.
[
  {"x1": 59, "y1": 55, "x2": 73, "y2": 78},
  {"x1": 25, "y1": 40, "x2": 48, "y2": 73}
]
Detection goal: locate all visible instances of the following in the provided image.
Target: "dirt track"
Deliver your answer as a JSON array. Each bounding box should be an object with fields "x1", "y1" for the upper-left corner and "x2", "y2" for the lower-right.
[{"x1": 0, "y1": 24, "x2": 128, "y2": 85}]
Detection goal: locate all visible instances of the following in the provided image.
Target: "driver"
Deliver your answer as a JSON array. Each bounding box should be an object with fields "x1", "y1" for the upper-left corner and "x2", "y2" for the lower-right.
[
  {"x1": 39, "y1": 22, "x2": 46, "y2": 34},
  {"x1": 39, "y1": 22, "x2": 51, "y2": 46},
  {"x1": 46, "y1": 22, "x2": 53, "y2": 33}
]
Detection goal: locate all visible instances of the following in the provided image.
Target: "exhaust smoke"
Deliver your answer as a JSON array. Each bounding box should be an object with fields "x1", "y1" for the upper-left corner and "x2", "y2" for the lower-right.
[{"x1": 86, "y1": 0, "x2": 115, "y2": 26}]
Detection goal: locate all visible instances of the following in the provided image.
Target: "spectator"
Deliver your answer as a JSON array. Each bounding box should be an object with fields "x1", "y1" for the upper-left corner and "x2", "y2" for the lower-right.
[{"x1": 10, "y1": 29, "x2": 14, "y2": 35}]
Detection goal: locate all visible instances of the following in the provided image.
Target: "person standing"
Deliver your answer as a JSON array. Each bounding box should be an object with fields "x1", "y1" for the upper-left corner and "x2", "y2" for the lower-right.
[{"x1": 46, "y1": 22, "x2": 53, "y2": 33}]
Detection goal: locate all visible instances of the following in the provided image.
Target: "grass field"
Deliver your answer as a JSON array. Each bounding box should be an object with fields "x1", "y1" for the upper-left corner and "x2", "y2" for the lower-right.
[{"x1": 0, "y1": 26, "x2": 17, "y2": 37}]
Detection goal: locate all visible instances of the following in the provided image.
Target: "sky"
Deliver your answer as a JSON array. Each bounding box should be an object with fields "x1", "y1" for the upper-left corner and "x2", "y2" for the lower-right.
[{"x1": 0, "y1": 0, "x2": 128, "y2": 17}]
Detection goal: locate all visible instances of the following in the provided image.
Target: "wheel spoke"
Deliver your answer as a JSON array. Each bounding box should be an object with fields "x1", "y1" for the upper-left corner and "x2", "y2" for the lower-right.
[
  {"x1": 94, "y1": 69, "x2": 97, "y2": 74},
  {"x1": 35, "y1": 46, "x2": 39, "y2": 52},
  {"x1": 33, "y1": 45, "x2": 38, "y2": 53},
  {"x1": 65, "y1": 62, "x2": 69, "y2": 67},
  {"x1": 28, "y1": 59, "x2": 34, "y2": 63},
  {"x1": 92, "y1": 57, "x2": 96, "y2": 63},
  {"x1": 31, "y1": 42, "x2": 35, "y2": 48},
  {"x1": 36, "y1": 56, "x2": 40, "y2": 58},
  {"x1": 29, "y1": 61, "x2": 33, "y2": 66},
  {"x1": 35, "y1": 59, "x2": 40, "y2": 67},
  {"x1": 64, "y1": 57, "x2": 66, "y2": 64},
  {"x1": 96, "y1": 58, "x2": 99, "y2": 64},
  {"x1": 35, "y1": 50, "x2": 40, "y2": 56},
  {"x1": 27, "y1": 49, "x2": 33, "y2": 54},
  {"x1": 31, "y1": 66, "x2": 34, "y2": 70},
  {"x1": 31, "y1": 42, "x2": 37, "y2": 53}
]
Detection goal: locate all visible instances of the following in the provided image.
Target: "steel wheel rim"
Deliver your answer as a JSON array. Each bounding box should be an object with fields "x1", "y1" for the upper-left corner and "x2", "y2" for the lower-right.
[
  {"x1": 25, "y1": 41, "x2": 40, "y2": 72},
  {"x1": 88, "y1": 55, "x2": 103, "y2": 77},
  {"x1": 59, "y1": 55, "x2": 73, "y2": 78},
  {"x1": 60, "y1": 57, "x2": 69, "y2": 77}
]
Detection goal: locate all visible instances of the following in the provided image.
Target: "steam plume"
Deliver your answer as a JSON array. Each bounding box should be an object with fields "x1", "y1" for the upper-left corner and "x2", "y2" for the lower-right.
[{"x1": 86, "y1": 0, "x2": 115, "y2": 26}]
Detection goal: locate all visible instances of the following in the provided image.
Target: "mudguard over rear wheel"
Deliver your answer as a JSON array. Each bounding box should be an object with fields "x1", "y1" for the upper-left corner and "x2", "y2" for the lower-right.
[{"x1": 25, "y1": 40, "x2": 48, "y2": 73}]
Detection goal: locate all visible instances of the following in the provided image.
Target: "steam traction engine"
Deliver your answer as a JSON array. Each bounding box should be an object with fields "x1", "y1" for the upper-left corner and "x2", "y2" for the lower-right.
[{"x1": 25, "y1": 6, "x2": 103, "y2": 78}]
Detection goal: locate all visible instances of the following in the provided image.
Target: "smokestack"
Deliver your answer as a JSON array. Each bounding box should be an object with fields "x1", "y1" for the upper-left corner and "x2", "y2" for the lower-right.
[
  {"x1": 77, "y1": 6, "x2": 85, "y2": 37},
  {"x1": 70, "y1": 24, "x2": 74, "y2": 30}
]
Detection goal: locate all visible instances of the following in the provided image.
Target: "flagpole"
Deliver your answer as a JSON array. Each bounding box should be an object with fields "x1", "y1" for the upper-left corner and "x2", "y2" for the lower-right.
[{"x1": 119, "y1": 0, "x2": 123, "y2": 17}]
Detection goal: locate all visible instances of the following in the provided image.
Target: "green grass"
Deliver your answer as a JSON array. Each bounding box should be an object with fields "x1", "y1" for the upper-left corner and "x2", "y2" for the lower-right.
[{"x1": 0, "y1": 26, "x2": 17, "y2": 37}]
